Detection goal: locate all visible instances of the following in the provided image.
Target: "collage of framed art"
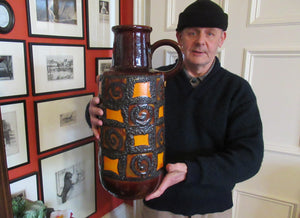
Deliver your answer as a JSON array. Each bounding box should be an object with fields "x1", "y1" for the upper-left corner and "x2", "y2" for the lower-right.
[{"x1": 0, "y1": 0, "x2": 125, "y2": 217}]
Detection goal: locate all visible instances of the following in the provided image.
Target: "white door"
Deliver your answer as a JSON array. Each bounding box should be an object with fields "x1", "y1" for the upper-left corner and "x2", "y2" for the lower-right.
[{"x1": 134, "y1": 0, "x2": 300, "y2": 217}]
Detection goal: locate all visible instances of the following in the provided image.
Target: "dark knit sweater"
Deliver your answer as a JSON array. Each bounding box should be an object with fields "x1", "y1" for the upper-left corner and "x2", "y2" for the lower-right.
[{"x1": 143, "y1": 58, "x2": 264, "y2": 215}]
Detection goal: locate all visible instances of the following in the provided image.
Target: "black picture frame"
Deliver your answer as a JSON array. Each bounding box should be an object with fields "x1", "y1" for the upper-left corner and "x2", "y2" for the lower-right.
[
  {"x1": 0, "y1": 39, "x2": 28, "y2": 100},
  {"x1": 0, "y1": 0, "x2": 15, "y2": 34},
  {"x1": 39, "y1": 142, "x2": 96, "y2": 217},
  {"x1": 0, "y1": 100, "x2": 29, "y2": 170},
  {"x1": 34, "y1": 93, "x2": 94, "y2": 154},
  {"x1": 9, "y1": 172, "x2": 39, "y2": 201},
  {"x1": 29, "y1": 43, "x2": 86, "y2": 95},
  {"x1": 26, "y1": 0, "x2": 84, "y2": 39},
  {"x1": 86, "y1": 0, "x2": 120, "y2": 49},
  {"x1": 95, "y1": 57, "x2": 112, "y2": 80}
]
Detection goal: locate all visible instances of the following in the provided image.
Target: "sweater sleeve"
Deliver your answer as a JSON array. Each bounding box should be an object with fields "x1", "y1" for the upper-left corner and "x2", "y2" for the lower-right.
[
  {"x1": 85, "y1": 102, "x2": 92, "y2": 128},
  {"x1": 185, "y1": 82, "x2": 264, "y2": 187}
]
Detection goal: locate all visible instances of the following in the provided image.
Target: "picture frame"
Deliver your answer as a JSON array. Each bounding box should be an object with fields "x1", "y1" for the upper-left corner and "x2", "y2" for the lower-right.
[
  {"x1": 26, "y1": 0, "x2": 84, "y2": 38},
  {"x1": 29, "y1": 43, "x2": 86, "y2": 95},
  {"x1": 0, "y1": 101, "x2": 29, "y2": 169},
  {"x1": 40, "y1": 142, "x2": 96, "y2": 217},
  {"x1": 0, "y1": 0, "x2": 15, "y2": 34},
  {"x1": 10, "y1": 173, "x2": 39, "y2": 201},
  {"x1": 0, "y1": 39, "x2": 28, "y2": 100},
  {"x1": 96, "y1": 57, "x2": 112, "y2": 79},
  {"x1": 87, "y1": 0, "x2": 120, "y2": 49},
  {"x1": 35, "y1": 94, "x2": 93, "y2": 153}
]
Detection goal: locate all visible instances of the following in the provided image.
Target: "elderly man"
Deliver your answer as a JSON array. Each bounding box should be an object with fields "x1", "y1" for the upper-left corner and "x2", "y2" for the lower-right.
[{"x1": 86, "y1": 1, "x2": 264, "y2": 217}]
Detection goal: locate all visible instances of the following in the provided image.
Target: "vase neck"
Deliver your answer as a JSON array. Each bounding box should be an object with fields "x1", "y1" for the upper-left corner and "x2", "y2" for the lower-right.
[{"x1": 112, "y1": 25, "x2": 153, "y2": 71}]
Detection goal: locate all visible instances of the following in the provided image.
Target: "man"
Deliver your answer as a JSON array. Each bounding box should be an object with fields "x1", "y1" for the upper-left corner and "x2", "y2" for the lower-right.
[{"x1": 86, "y1": 0, "x2": 264, "y2": 217}]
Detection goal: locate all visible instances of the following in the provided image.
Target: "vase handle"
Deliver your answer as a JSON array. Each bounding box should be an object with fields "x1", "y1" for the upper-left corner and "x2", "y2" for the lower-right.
[{"x1": 151, "y1": 39, "x2": 183, "y2": 80}]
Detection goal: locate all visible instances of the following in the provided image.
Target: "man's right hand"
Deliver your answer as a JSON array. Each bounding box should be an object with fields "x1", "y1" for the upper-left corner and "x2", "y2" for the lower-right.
[{"x1": 88, "y1": 96, "x2": 103, "y2": 140}]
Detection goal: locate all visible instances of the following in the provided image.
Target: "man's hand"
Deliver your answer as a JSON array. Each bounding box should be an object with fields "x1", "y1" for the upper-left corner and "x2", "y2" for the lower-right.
[
  {"x1": 89, "y1": 96, "x2": 103, "y2": 139},
  {"x1": 145, "y1": 163, "x2": 187, "y2": 201}
]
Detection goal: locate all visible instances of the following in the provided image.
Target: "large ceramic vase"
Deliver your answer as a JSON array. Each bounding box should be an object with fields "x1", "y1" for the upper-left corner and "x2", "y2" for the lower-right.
[{"x1": 98, "y1": 25, "x2": 183, "y2": 199}]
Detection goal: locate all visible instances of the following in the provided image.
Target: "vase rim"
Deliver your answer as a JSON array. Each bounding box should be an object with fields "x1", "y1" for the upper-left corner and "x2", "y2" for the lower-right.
[{"x1": 112, "y1": 25, "x2": 152, "y2": 32}]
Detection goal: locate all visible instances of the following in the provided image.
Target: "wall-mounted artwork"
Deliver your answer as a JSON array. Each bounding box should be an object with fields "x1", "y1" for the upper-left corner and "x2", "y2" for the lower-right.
[
  {"x1": 35, "y1": 94, "x2": 93, "y2": 153},
  {"x1": 0, "y1": 101, "x2": 29, "y2": 169},
  {"x1": 0, "y1": 40, "x2": 28, "y2": 99},
  {"x1": 40, "y1": 142, "x2": 96, "y2": 217},
  {"x1": 87, "y1": 0, "x2": 120, "y2": 48},
  {"x1": 29, "y1": 43, "x2": 86, "y2": 95},
  {"x1": 10, "y1": 173, "x2": 39, "y2": 201},
  {"x1": 26, "y1": 0, "x2": 83, "y2": 38},
  {"x1": 96, "y1": 57, "x2": 112, "y2": 79}
]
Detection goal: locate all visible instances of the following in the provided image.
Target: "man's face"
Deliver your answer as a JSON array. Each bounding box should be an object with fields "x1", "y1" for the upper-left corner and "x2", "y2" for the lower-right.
[{"x1": 176, "y1": 27, "x2": 226, "y2": 73}]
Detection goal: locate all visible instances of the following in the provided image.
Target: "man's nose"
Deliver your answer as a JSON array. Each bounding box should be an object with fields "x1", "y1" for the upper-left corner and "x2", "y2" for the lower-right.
[{"x1": 194, "y1": 32, "x2": 205, "y2": 45}]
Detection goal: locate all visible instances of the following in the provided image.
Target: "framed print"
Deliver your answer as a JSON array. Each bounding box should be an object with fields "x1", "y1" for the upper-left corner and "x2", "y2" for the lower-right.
[
  {"x1": 0, "y1": 40, "x2": 28, "y2": 99},
  {"x1": 29, "y1": 43, "x2": 85, "y2": 95},
  {"x1": 0, "y1": 101, "x2": 29, "y2": 169},
  {"x1": 26, "y1": 0, "x2": 83, "y2": 38},
  {"x1": 35, "y1": 94, "x2": 93, "y2": 153},
  {"x1": 10, "y1": 173, "x2": 39, "y2": 201},
  {"x1": 96, "y1": 57, "x2": 112, "y2": 78},
  {"x1": 40, "y1": 142, "x2": 96, "y2": 217},
  {"x1": 0, "y1": 0, "x2": 15, "y2": 34},
  {"x1": 87, "y1": 0, "x2": 120, "y2": 49}
]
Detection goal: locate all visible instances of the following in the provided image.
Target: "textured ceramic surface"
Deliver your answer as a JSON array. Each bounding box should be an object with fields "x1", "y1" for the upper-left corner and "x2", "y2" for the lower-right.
[{"x1": 99, "y1": 25, "x2": 182, "y2": 199}]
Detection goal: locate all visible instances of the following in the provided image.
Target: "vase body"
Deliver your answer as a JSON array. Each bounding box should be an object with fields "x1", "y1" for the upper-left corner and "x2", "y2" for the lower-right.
[{"x1": 99, "y1": 25, "x2": 183, "y2": 199}]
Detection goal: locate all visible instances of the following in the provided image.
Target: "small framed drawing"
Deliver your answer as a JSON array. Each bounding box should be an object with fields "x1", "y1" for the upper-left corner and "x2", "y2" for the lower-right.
[
  {"x1": 40, "y1": 142, "x2": 96, "y2": 217},
  {"x1": 29, "y1": 43, "x2": 85, "y2": 95},
  {"x1": 0, "y1": 101, "x2": 29, "y2": 169},
  {"x1": 0, "y1": 40, "x2": 28, "y2": 100},
  {"x1": 96, "y1": 57, "x2": 112, "y2": 79},
  {"x1": 87, "y1": 0, "x2": 120, "y2": 49},
  {"x1": 10, "y1": 173, "x2": 39, "y2": 201},
  {"x1": 35, "y1": 94, "x2": 93, "y2": 153},
  {"x1": 26, "y1": 0, "x2": 84, "y2": 38}
]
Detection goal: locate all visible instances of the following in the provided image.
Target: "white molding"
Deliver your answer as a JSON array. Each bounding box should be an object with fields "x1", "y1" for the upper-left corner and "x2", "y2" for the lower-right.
[
  {"x1": 243, "y1": 48, "x2": 300, "y2": 157},
  {"x1": 134, "y1": 0, "x2": 147, "y2": 25},
  {"x1": 249, "y1": 0, "x2": 300, "y2": 26},
  {"x1": 233, "y1": 190, "x2": 297, "y2": 218},
  {"x1": 166, "y1": 0, "x2": 177, "y2": 31},
  {"x1": 243, "y1": 49, "x2": 300, "y2": 84}
]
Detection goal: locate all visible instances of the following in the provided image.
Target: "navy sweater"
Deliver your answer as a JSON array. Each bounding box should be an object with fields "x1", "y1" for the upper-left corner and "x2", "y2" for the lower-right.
[{"x1": 144, "y1": 58, "x2": 264, "y2": 215}]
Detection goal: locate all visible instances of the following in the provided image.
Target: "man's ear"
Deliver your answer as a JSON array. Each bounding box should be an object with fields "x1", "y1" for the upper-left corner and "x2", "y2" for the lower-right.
[
  {"x1": 176, "y1": 31, "x2": 183, "y2": 45},
  {"x1": 218, "y1": 31, "x2": 227, "y2": 47}
]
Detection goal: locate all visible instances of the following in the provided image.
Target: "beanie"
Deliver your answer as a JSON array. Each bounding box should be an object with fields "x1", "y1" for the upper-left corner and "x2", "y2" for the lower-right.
[{"x1": 176, "y1": 0, "x2": 228, "y2": 31}]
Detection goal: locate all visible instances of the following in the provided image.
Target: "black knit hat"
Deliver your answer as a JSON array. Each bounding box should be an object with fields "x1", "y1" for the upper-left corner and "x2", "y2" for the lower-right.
[{"x1": 176, "y1": 0, "x2": 228, "y2": 31}]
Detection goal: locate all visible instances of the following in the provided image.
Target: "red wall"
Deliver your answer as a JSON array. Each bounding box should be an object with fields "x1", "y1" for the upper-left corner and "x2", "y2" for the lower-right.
[{"x1": 0, "y1": 0, "x2": 133, "y2": 217}]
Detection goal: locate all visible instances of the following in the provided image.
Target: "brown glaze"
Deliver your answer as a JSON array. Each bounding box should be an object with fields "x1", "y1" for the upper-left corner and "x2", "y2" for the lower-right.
[{"x1": 98, "y1": 25, "x2": 183, "y2": 199}]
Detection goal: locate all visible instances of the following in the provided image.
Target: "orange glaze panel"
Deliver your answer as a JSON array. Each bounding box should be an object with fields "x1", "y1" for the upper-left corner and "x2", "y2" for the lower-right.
[
  {"x1": 134, "y1": 134, "x2": 150, "y2": 146},
  {"x1": 103, "y1": 156, "x2": 119, "y2": 175},
  {"x1": 132, "y1": 82, "x2": 151, "y2": 98},
  {"x1": 157, "y1": 152, "x2": 164, "y2": 171},
  {"x1": 106, "y1": 108, "x2": 124, "y2": 123}
]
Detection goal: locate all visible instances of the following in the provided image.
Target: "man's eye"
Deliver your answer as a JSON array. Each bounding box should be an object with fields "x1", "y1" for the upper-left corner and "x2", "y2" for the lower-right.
[{"x1": 188, "y1": 31, "x2": 196, "y2": 36}]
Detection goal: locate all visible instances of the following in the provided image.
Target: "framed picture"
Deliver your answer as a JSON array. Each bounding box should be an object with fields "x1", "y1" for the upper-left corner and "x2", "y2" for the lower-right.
[
  {"x1": 0, "y1": 0, "x2": 15, "y2": 34},
  {"x1": 0, "y1": 40, "x2": 28, "y2": 99},
  {"x1": 26, "y1": 0, "x2": 84, "y2": 38},
  {"x1": 0, "y1": 101, "x2": 29, "y2": 169},
  {"x1": 87, "y1": 0, "x2": 120, "y2": 49},
  {"x1": 10, "y1": 173, "x2": 39, "y2": 201},
  {"x1": 35, "y1": 94, "x2": 93, "y2": 153},
  {"x1": 29, "y1": 43, "x2": 85, "y2": 95},
  {"x1": 40, "y1": 142, "x2": 96, "y2": 217},
  {"x1": 96, "y1": 57, "x2": 112, "y2": 79}
]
